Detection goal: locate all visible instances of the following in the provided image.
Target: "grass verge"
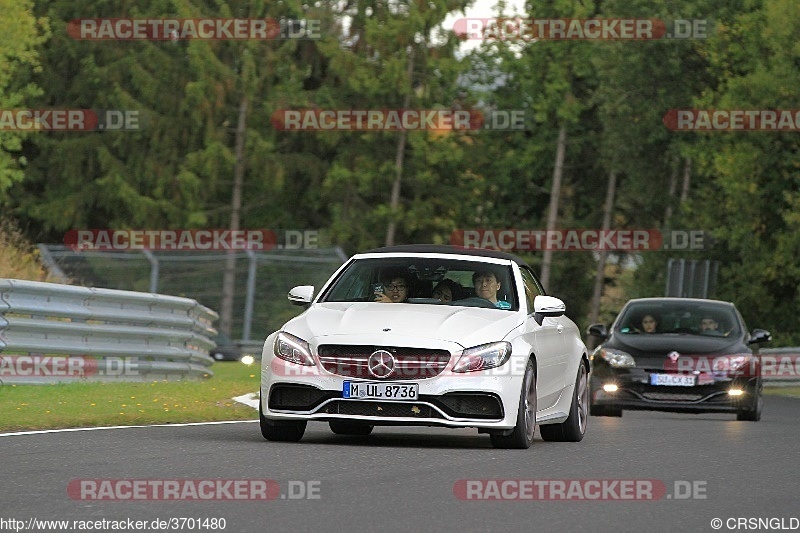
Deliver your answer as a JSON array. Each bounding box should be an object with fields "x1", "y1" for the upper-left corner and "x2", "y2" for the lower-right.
[
  {"x1": 0, "y1": 362, "x2": 259, "y2": 432},
  {"x1": 2, "y1": 364, "x2": 798, "y2": 432},
  {"x1": 764, "y1": 386, "x2": 800, "y2": 398}
]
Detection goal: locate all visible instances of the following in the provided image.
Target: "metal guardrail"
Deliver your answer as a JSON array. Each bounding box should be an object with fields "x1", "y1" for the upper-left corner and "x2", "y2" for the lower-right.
[
  {"x1": 38, "y1": 244, "x2": 348, "y2": 342},
  {"x1": 0, "y1": 279, "x2": 218, "y2": 384},
  {"x1": 760, "y1": 347, "x2": 800, "y2": 387},
  {"x1": 236, "y1": 340, "x2": 266, "y2": 357}
]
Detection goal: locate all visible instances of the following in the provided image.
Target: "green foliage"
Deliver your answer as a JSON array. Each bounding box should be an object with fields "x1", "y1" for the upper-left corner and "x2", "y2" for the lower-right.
[
  {"x1": 0, "y1": 0, "x2": 798, "y2": 345},
  {"x1": 0, "y1": 0, "x2": 49, "y2": 196},
  {"x1": 0, "y1": 217, "x2": 57, "y2": 281},
  {"x1": 631, "y1": 0, "x2": 800, "y2": 344}
]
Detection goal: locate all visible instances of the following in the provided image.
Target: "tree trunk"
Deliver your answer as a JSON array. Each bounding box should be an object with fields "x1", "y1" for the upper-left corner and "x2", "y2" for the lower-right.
[
  {"x1": 539, "y1": 124, "x2": 567, "y2": 291},
  {"x1": 588, "y1": 169, "x2": 617, "y2": 327},
  {"x1": 385, "y1": 48, "x2": 414, "y2": 247},
  {"x1": 680, "y1": 157, "x2": 692, "y2": 204},
  {"x1": 664, "y1": 154, "x2": 680, "y2": 225},
  {"x1": 385, "y1": 129, "x2": 408, "y2": 247},
  {"x1": 219, "y1": 95, "x2": 248, "y2": 337}
]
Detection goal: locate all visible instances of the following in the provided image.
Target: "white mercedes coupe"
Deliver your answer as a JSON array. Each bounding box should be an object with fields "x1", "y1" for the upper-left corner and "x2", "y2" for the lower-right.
[{"x1": 259, "y1": 245, "x2": 589, "y2": 448}]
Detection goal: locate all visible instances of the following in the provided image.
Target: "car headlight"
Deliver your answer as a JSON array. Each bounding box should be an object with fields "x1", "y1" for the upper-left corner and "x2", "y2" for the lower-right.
[
  {"x1": 274, "y1": 331, "x2": 314, "y2": 366},
  {"x1": 596, "y1": 347, "x2": 636, "y2": 368},
  {"x1": 453, "y1": 341, "x2": 512, "y2": 373},
  {"x1": 714, "y1": 355, "x2": 753, "y2": 375}
]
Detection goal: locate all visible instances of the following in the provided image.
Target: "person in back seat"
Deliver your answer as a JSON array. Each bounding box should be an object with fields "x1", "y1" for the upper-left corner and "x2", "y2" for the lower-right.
[{"x1": 432, "y1": 279, "x2": 463, "y2": 303}]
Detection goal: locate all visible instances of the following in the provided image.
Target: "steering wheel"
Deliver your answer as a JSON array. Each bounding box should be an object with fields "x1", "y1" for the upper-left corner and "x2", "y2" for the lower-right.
[{"x1": 453, "y1": 297, "x2": 497, "y2": 309}]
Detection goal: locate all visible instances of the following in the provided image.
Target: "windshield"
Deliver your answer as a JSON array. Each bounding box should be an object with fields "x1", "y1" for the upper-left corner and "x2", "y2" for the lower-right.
[
  {"x1": 616, "y1": 301, "x2": 741, "y2": 337},
  {"x1": 319, "y1": 257, "x2": 519, "y2": 311}
]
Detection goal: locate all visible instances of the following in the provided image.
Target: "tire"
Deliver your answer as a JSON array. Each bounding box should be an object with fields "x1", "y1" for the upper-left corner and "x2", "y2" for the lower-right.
[
  {"x1": 329, "y1": 420, "x2": 374, "y2": 436},
  {"x1": 540, "y1": 362, "x2": 588, "y2": 442},
  {"x1": 737, "y1": 380, "x2": 763, "y2": 422},
  {"x1": 491, "y1": 358, "x2": 536, "y2": 449},
  {"x1": 259, "y1": 400, "x2": 306, "y2": 442}
]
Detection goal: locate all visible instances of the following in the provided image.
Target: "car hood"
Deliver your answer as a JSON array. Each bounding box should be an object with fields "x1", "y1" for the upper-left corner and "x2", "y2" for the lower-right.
[
  {"x1": 283, "y1": 302, "x2": 521, "y2": 349},
  {"x1": 605, "y1": 332, "x2": 749, "y2": 368}
]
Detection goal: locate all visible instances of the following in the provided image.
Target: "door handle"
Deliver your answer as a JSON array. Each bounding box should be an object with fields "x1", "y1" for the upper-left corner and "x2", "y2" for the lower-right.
[{"x1": 557, "y1": 324, "x2": 564, "y2": 334}]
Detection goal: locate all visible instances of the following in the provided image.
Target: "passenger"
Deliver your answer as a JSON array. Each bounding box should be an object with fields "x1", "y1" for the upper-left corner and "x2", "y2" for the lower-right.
[
  {"x1": 374, "y1": 275, "x2": 410, "y2": 303},
  {"x1": 640, "y1": 314, "x2": 658, "y2": 333}
]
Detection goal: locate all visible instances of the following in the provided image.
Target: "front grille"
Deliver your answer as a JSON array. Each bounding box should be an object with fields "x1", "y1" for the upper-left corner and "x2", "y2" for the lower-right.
[
  {"x1": 323, "y1": 400, "x2": 444, "y2": 419},
  {"x1": 317, "y1": 345, "x2": 451, "y2": 380},
  {"x1": 641, "y1": 392, "x2": 704, "y2": 401},
  {"x1": 436, "y1": 393, "x2": 503, "y2": 419}
]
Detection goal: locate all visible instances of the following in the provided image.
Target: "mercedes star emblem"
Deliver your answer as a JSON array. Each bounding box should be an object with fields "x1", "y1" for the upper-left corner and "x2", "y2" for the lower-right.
[{"x1": 368, "y1": 350, "x2": 396, "y2": 379}]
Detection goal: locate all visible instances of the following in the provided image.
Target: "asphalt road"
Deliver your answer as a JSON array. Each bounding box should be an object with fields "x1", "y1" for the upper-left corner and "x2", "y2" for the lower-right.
[{"x1": 2, "y1": 395, "x2": 799, "y2": 533}]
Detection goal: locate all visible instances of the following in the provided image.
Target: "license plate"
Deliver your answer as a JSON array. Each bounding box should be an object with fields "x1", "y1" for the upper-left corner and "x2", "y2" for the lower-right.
[
  {"x1": 342, "y1": 381, "x2": 418, "y2": 400},
  {"x1": 650, "y1": 373, "x2": 696, "y2": 386}
]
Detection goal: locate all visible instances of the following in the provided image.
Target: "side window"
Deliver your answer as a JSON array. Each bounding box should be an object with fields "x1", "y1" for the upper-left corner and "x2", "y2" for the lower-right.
[{"x1": 519, "y1": 268, "x2": 544, "y2": 315}]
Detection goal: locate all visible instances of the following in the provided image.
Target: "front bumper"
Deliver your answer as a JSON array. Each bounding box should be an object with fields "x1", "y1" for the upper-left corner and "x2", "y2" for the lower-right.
[
  {"x1": 261, "y1": 355, "x2": 525, "y2": 429},
  {"x1": 589, "y1": 370, "x2": 760, "y2": 414}
]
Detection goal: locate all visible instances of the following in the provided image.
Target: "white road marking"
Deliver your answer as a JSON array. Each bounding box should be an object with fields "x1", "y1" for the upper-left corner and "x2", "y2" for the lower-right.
[
  {"x1": 233, "y1": 391, "x2": 260, "y2": 409},
  {"x1": 0, "y1": 419, "x2": 257, "y2": 438}
]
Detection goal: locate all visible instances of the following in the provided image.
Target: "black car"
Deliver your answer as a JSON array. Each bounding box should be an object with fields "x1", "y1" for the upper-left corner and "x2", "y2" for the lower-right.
[
  {"x1": 587, "y1": 298, "x2": 771, "y2": 421},
  {"x1": 210, "y1": 331, "x2": 243, "y2": 362}
]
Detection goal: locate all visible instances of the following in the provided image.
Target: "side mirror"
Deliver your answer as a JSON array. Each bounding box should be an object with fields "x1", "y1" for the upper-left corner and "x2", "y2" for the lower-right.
[
  {"x1": 533, "y1": 295, "x2": 566, "y2": 325},
  {"x1": 748, "y1": 329, "x2": 772, "y2": 344},
  {"x1": 288, "y1": 285, "x2": 314, "y2": 306},
  {"x1": 587, "y1": 323, "x2": 609, "y2": 340}
]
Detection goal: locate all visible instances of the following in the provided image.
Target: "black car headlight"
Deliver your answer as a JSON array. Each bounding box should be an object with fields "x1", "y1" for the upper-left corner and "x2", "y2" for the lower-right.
[
  {"x1": 274, "y1": 331, "x2": 314, "y2": 366},
  {"x1": 453, "y1": 342, "x2": 512, "y2": 373}
]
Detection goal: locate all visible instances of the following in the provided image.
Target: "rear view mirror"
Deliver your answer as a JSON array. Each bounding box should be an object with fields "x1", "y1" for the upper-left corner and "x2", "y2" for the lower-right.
[
  {"x1": 587, "y1": 323, "x2": 609, "y2": 340},
  {"x1": 288, "y1": 285, "x2": 314, "y2": 306},
  {"x1": 748, "y1": 329, "x2": 772, "y2": 344},
  {"x1": 533, "y1": 295, "x2": 566, "y2": 325}
]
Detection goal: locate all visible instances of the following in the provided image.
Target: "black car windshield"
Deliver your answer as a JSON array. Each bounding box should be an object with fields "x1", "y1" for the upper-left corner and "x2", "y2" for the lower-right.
[
  {"x1": 616, "y1": 301, "x2": 741, "y2": 337},
  {"x1": 319, "y1": 257, "x2": 519, "y2": 311}
]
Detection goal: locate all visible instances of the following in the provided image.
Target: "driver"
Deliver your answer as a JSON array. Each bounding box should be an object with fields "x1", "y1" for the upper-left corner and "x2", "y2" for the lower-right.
[
  {"x1": 699, "y1": 315, "x2": 723, "y2": 335},
  {"x1": 472, "y1": 270, "x2": 511, "y2": 310}
]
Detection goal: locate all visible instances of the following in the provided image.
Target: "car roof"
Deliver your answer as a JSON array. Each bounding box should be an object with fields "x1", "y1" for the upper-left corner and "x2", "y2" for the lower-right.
[
  {"x1": 361, "y1": 244, "x2": 533, "y2": 268},
  {"x1": 624, "y1": 297, "x2": 736, "y2": 308}
]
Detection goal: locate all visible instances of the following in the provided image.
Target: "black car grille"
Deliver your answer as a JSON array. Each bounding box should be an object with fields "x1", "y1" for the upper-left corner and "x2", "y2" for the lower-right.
[
  {"x1": 323, "y1": 400, "x2": 444, "y2": 419},
  {"x1": 633, "y1": 386, "x2": 732, "y2": 403},
  {"x1": 435, "y1": 393, "x2": 504, "y2": 419},
  {"x1": 317, "y1": 345, "x2": 451, "y2": 380},
  {"x1": 641, "y1": 392, "x2": 704, "y2": 401},
  {"x1": 268, "y1": 384, "x2": 331, "y2": 411}
]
